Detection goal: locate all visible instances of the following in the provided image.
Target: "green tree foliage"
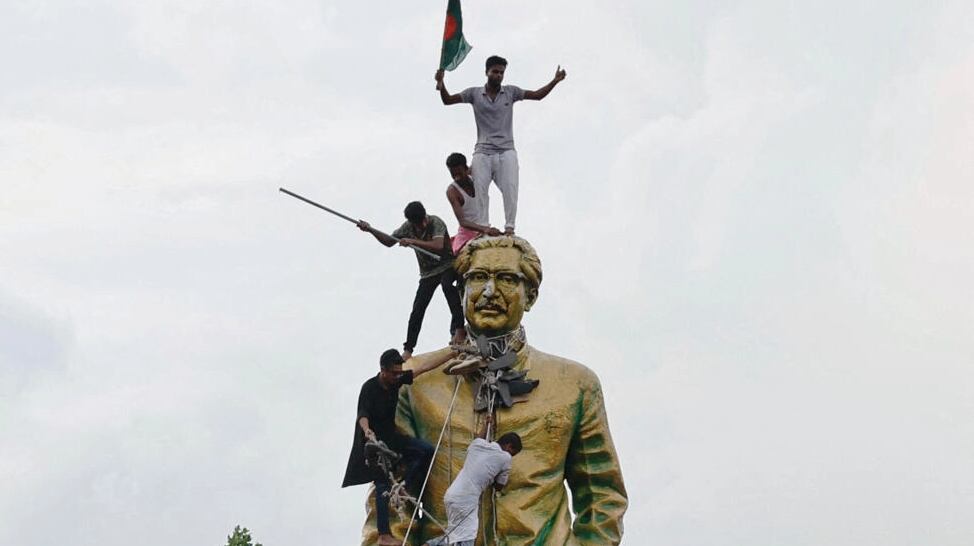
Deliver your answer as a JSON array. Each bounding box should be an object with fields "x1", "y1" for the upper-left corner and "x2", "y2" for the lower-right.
[{"x1": 226, "y1": 525, "x2": 263, "y2": 546}]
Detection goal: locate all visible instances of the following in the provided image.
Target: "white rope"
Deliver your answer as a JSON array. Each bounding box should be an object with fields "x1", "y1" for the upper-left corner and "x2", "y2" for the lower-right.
[
  {"x1": 479, "y1": 388, "x2": 498, "y2": 546},
  {"x1": 401, "y1": 376, "x2": 463, "y2": 546},
  {"x1": 448, "y1": 402, "x2": 454, "y2": 485},
  {"x1": 381, "y1": 477, "x2": 450, "y2": 534},
  {"x1": 486, "y1": 379, "x2": 496, "y2": 440},
  {"x1": 491, "y1": 486, "x2": 499, "y2": 545}
]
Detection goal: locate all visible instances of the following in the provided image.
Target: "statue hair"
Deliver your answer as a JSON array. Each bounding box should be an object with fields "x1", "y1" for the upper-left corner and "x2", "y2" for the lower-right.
[{"x1": 454, "y1": 236, "x2": 542, "y2": 290}]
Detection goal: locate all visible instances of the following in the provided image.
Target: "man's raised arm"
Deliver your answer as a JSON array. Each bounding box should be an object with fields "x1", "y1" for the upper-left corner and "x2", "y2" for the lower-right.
[
  {"x1": 406, "y1": 347, "x2": 458, "y2": 378},
  {"x1": 476, "y1": 413, "x2": 492, "y2": 439},
  {"x1": 523, "y1": 65, "x2": 567, "y2": 101},
  {"x1": 435, "y1": 69, "x2": 463, "y2": 105}
]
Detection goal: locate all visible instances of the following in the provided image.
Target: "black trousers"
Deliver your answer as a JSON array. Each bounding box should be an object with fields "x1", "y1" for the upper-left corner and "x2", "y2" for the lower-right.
[{"x1": 404, "y1": 268, "x2": 464, "y2": 352}]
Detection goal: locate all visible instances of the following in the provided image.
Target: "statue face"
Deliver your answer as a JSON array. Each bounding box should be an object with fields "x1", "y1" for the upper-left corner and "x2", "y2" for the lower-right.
[{"x1": 463, "y1": 246, "x2": 537, "y2": 335}]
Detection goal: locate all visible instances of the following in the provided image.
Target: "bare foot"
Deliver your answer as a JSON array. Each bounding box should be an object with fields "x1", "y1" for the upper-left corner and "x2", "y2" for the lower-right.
[
  {"x1": 504, "y1": 227, "x2": 515, "y2": 236},
  {"x1": 377, "y1": 534, "x2": 400, "y2": 546},
  {"x1": 401, "y1": 350, "x2": 412, "y2": 361},
  {"x1": 451, "y1": 327, "x2": 468, "y2": 345}
]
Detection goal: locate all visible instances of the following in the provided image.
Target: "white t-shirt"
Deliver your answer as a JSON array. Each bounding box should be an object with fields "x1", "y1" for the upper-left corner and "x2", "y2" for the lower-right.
[{"x1": 442, "y1": 438, "x2": 513, "y2": 541}]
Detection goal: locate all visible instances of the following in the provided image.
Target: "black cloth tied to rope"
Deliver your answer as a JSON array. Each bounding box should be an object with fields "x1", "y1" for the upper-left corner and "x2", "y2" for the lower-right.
[{"x1": 470, "y1": 334, "x2": 540, "y2": 410}]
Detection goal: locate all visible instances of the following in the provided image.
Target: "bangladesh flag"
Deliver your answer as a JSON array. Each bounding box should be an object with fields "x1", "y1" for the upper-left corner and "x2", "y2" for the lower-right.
[{"x1": 439, "y1": 0, "x2": 471, "y2": 71}]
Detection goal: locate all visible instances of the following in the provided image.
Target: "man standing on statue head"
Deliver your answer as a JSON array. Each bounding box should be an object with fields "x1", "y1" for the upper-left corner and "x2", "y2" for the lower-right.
[{"x1": 435, "y1": 56, "x2": 567, "y2": 235}]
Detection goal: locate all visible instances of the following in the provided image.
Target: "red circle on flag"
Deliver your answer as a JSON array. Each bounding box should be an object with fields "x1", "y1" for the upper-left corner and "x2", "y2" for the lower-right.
[{"x1": 443, "y1": 14, "x2": 457, "y2": 40}]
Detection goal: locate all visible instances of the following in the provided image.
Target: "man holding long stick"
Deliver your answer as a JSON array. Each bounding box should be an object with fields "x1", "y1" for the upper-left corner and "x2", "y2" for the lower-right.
[
  {"x1": 357, "y1": 201, "x2": 466, "y2": 358},
  {"x1": 279, "y1": 187, "x2": 442, "y2": 260}
]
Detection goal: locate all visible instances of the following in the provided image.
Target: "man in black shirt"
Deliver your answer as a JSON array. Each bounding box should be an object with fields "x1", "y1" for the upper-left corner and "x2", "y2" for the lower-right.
[{"x1": 343, "y1": 348, "x2": 456, "y2": 546}]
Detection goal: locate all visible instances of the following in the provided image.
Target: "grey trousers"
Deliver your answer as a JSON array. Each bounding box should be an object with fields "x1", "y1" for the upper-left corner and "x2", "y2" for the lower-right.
[{"x1": 471, "y1": 149, "x2": 519, "y2": 230}]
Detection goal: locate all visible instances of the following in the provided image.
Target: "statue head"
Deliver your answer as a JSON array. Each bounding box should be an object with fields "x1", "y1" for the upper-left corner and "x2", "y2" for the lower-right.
[{"x1": 454, "y1": 236, "x2": 542, "y2": 336}]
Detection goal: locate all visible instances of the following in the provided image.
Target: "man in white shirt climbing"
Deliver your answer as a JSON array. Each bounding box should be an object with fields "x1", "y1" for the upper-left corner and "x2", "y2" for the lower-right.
[{"x1": 425, "y1": 414, "x2": 522, "y2": 546}]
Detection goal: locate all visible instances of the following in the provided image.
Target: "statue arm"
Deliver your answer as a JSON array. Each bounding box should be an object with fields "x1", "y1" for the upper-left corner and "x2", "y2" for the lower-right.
[{"x1": 564, "y1": 376, "x2": 629, "y2": 545}]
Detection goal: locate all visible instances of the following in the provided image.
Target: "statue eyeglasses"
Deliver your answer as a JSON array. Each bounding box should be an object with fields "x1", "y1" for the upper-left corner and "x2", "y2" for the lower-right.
[{"x1": 462, "y1": 269, "x2": 526, "y2": 290}]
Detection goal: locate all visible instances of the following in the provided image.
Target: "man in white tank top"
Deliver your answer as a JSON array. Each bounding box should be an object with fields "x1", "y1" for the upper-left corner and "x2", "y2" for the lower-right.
[
  {"x1": 445, "y1": 152, "x2": 502, "y2": 255},
  {"x1": 424, "y1": 415, "x2": 522, "y2": 546}
]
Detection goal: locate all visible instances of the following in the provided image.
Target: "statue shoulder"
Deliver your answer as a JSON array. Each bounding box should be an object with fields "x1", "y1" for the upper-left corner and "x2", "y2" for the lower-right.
[{"x1": 525, "y1": 345, "x2": 603, "y2": 388}]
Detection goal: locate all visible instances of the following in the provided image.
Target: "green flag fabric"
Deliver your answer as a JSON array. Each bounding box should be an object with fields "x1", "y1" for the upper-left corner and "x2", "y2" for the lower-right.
[{"x1": 439, "y1": 0, "x2": 471, "y2": 71}]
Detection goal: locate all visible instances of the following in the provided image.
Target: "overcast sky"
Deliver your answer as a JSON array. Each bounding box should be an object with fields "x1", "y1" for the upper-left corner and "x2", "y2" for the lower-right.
[{"x1": 2, "y1": 1, "x2": 972, "y2": 545}]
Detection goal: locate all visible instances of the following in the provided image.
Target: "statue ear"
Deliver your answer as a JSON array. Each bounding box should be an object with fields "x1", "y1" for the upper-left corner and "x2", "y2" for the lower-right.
[{"x1": 524, "y1": 286, "x2": 539, "y2": 311}]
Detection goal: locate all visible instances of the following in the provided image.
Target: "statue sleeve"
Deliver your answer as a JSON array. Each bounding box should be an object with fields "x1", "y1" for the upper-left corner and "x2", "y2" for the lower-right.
[{"x1": 565, "y1": 375, "x2": 629, "y2": 545}]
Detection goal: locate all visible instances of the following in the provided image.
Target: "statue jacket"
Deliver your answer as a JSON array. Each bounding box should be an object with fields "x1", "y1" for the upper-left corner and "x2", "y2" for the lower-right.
[{"x1": 358, "y1": 344, "x2": 628, "y2": 545}]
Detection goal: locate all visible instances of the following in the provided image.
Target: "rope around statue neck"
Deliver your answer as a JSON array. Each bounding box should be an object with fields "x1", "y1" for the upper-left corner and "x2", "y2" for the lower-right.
[{"x1": 470, "y1": 326, "x2": 527, "y2": 359}]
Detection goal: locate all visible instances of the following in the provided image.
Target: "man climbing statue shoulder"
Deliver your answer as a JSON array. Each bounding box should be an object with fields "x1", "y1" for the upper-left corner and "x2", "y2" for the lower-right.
[{"x1": 342, "y1": 348, "x2": 457, "y2": 546}]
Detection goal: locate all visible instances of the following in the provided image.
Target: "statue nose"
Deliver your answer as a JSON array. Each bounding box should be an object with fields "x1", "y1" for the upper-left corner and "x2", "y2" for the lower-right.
[{"x1": 482, "y1": 278, "x2": 496, "y2": 298}]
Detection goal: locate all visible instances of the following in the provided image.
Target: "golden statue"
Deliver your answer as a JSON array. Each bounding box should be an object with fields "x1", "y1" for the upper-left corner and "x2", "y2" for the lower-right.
[{"x1": 360, "y1": 236, "x2": 627, "y2": 545}]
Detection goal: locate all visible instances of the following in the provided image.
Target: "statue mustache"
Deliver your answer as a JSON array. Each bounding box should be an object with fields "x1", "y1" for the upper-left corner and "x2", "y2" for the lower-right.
[{"x1": 474, "y1": 297, "x2": 505, "y2": 311}]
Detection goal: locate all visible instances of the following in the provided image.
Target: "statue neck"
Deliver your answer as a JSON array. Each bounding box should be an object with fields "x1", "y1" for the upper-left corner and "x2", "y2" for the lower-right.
[{"x1": 467, "y1": 326, "x2": 527, "y2": 359}]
